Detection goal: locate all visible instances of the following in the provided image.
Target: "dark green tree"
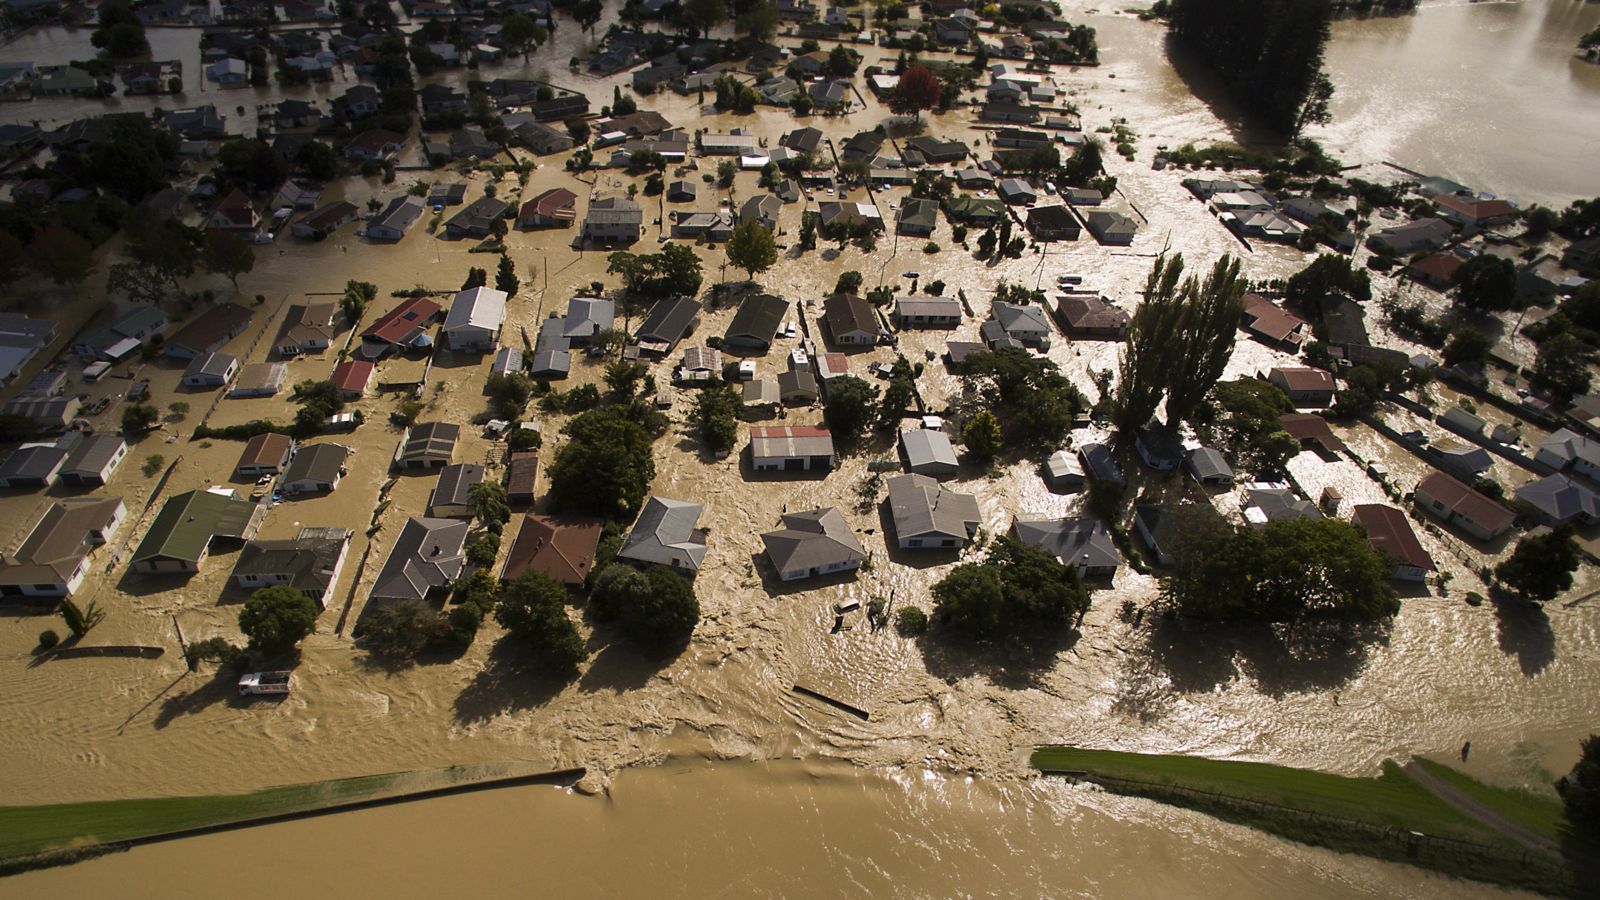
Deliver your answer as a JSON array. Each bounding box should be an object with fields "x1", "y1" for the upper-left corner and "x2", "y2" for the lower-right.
[
  {"x1": 1166, "y1": 0, "x2": 1334, "y2": 136},
  {"x1": 959, "y1": 349, "x2": 1084, "y2": 454},
  {"x1": 239, "y1": 586, "x2": 319, "y2": 657},
  {"x1": 822, "y1": 375, "x2": 880, "y2": 443},
  {"x1": 362, "y1": 598, "x2": 445, "y2": 660},
  {"x1": 202, "y1": 230, "x2": 255, "y2": 290},
  {"x1": 931, "y1": 536, "x2": 1089, "y2": 641},
  {"x1": 1558, "y1": 735, "x2": 1600, "y2": 832},
  {"x1": 589, "y1": 563, "x2": 699, "y2": 655},
  {"x1": 692, "y1": 383, "x2": 741, "y2": 454},
  {"x1": 1495, "y1": 526, "x2": 1581, "y2": 604},
  {"x1": 726, "y1": 220, "x2": 777, "y2": 280},
  {"x1": 1452, "y1": 254, "x2": 1518, "y2": 312},
  {"x1": 547, "y1": 407, "x2": 657, "y2": 517},
  {"x1": 494, "y1": 572, "x2": 586, "y2": 674},
  {"x1": 1532, "y1": 333, "x2": 1593, "y2": 402}
]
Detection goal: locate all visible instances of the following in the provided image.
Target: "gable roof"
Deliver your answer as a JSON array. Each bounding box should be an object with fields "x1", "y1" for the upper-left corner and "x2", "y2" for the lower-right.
[
  {"x1": 501, "y1": 515, "x2": 603, "y2": 585},
  {"x1": 1279, "y1": 413, "x2": 1346, "y2": 454},
  {"x1": 398, "y1": 422, "x2": 459, "y2": 465},
  {"x1": 1351, "y1": 504, "x2": 1434, "y2": 572},
  {"x1": 330, "y1": 359, "x2": 374, "y2": 394},
  {"x1": 725, "y1": 294, "x2": 788, "y2": 345},
  {"x1": 363, "y1": 296, "x2": 441, "y2": 345},
  {"x1": 901, "y1": 428, "x2": 958, "y2": 470},
  {"x1": 233, "y1": 528, "x2": 352, "y2": 597},
  {"x1": 429, "y1": 462, "x2": 485, "y2": 510},
  {"x1": 444, "y1": 286, "x2": 509, "y2": 333},
  {"x1": 1416, "y1": 472, "x2": 1515, "y2": 532},
  {"x1": 283, "y1": 443, "x2": 348, "y2": 485},
  {"x1": 636, "y1": 297, "x2": 701, "y2": 349},
  {"x1": 824, "y1": 292, "x2": 879, "y2": 339},
  {"x1": 0, "y1": 497, "x2": 125, "y2": 587},
  {"x1": 237, "y1": 432, "x2": 294, "y2": 470},
  {"x1": 131, "y1": 489, "x2": 254, "y2": 565},
  {"x1": 750, "y1": 424, "x2": 834, "y2": 459},
  {"x1": 761, "y1": 507, "x2": 864, "y2": 571},
  {"x1": 61, "y1": 433, "x2": 125, "y2": 477}
]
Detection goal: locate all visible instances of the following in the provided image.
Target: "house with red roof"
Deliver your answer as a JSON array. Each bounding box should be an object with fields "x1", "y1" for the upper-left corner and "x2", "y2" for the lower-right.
[
  {"x1": 1414, "y1": 472, "x2": 1515, "y2": 542},
  {"x1": 1352, "y1": 504, "x2": 1435, "y2": 582},
  {"x1": 1404, "y1": 252, "x2": 1465, "y2": 290},
  {"x1": 1267, "y1": 367, "x2": 1335, "y2": 408},
  {"x1": 748, "y1": 425, "x2": 835, "y2": 472},
  {"x1": 330, "y1": 359, "x2": 374, "y2": 398},
  {"x1": 1433, "y1": 194, "x2": 1518, "y2": 230},
  {"x1": 1241, "y1": 294, "x2": 1306, "y2": 351},
  {"x1": 206, "y1": 189, "x2": 259, "y2": 233},
  {"x1": 359, "y1": 296, "x2": 441, "y2": 359}
]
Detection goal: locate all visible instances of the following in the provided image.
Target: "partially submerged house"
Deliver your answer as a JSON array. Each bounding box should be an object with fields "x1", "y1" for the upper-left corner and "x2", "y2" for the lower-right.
[
  {"x1": 749, "y1": 425, "x2": 835, "y2": 472},
  {"x1": 1012, "y1": 517, "x2": 1121, "y2": 578},
  {"x1": 823, "y1": 293, "x2": 883, "y2": 347},
  {"x1": 59, "y1": 434, "x2": 127, "y2": 487},
  {"x1": 0, "y1": 497, "x2": 127, "y2": 599},
  {"x1": 635, "y1": 297, "x2": 701, "y2": 356},
  {"x1": 886, "y1": 474, "x2": 980, "y2": 550},
  {"x1": 0, "y1": 445, "x2": 67, "y2": 489},
  {"x1": 894, "y1": 296, "x2": 961, "y2": 329},
  {"x1": 1267, "y1": 367, "x2": 1335, "y2": 408},
  {"x1": 442, "y1": 286, "x2": 508, "y2": 352},
  {"x1": 129, "y1": 488, "x2": 255, "y2": 574},
  {"x1": 724, "y1": 294, "x2": 789, "y2": 354},
  {"x1": 360, "y1": 296, "x2": 441, "y2": 358},
  {"x1": 369, "y1": 516, "x2": 468, "y2": 603},
  {"x1": 1414, "y1": 472, "x2": 1514, "y2": 541},
  {"x1": 900, "y1": 428, "x2": 960, "y2": 479},
  {"x1": 501, "y1": 514, "x2": 603, "y2": 586},
  {"x1": 427, "y1": 463, "x2": 486, "y2": 518},
  {"x1": 1351, "y1": 504, "x2": 1434, "y2": 582},
  {"x1": 616, "y1": 496, "x2": 707, "y2": 574},
  {"x1": 234, "y1": 433, "x2": 294, "y2": 479},
  {"x1": 761, "y1": 507, "x2": 865, "y2": 581},
  {"x1": 281, "y1": 443, "x2": 348, "y2": 495},
  {"x1": 232, "y1": 527, "x2": 353, "y2": 607}
]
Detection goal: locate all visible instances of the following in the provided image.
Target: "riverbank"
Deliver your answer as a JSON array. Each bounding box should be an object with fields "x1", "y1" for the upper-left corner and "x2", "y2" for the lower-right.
[
  {"x1": 0, "y1": 760, "x2": 581, "y2": 876},
  {"x1": 1032, "y1": 746, "x2": 1579, "y2": 896}
]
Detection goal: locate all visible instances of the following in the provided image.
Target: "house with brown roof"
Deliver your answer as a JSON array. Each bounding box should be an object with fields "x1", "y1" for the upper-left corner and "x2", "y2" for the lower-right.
[
  {"x1": 1279, "y1": 413, "x2": 1346, "y2": 457},
  {"x1": 501, "y1": 515, "x2": 602, "y2": 586},
  {"x1": 1352, "y1": 503, "x2": 1434, "y2": 582},
  {"x1": 1026, "y1": 204, "x2": 1080, "y2": 241},
  {"x1": 1414, "y1": 472, "x2": 1514, "y2": 541},
  {"x1": 517, "y1": 188, "x2": 577, "y2": 229},
  {"x1": 345, "y1": 128, "x2": 406, "y2": 161},
  {"x1": 165, "y1": 304, "x2": 253, "y2": 360},
  {"x1": 823, "y1": 293, "x2": 882, "y2": 347},
  {"x1": 1241, "y1": 294, "x2": 1306, "y2": 351},
  {"x1": 235, "y1": 432, "x2": 294, "y2": 478},
  {"x1": 1267, "y1": 367, "x2": 1335, "y2": 408},
  {"x1": 360, "y1": 296, "x2": 441, "y2": 358},
  {"x1": 0, "y1": 497, "x2": 127, "y2": 599},
  {"x1": 330, "y1": 359, "x2": 373, "y2": 398},
  {"x1": 506, "y1": 451, "x2": 538, "y2": 505},
  {"x1": 1404, "y1": 252, "x2": 1464, "y2": 291},
  {"x1": 290, "y1": 200, "x2": 359, "y2": 240},
  {"x1": 206, "y1": 189, "x2": 259, "y2": 232},
  {"x1": 1433, "y1": 194, "x2": 1518, "y2": 230},
  {"x1": 1055, "y1": 294, "x2": 1128, "y2": 339},
  {"x1": 274, "y1": 303, "x2": 338, "y2": 357}
]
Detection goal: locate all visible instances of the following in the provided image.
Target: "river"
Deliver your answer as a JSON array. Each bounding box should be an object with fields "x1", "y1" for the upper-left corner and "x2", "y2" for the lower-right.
[{"x1": 0, "y1": 1, "x2": 1596, "y2": 897}]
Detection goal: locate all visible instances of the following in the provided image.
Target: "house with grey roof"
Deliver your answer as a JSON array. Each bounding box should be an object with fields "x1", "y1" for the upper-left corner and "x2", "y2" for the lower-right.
[
  {"x1": 1078, "y1": 442, "x2": 1124, "y2": 486},
  {"x1": 1516, "y1": 474, "x2": 1600, "y2": 527},
  {"x1": 181, "y1": 351, "x2": 238, "y2": 389},
  {"x1": 232, "y1": 527, "x2": 352, "y2": 607},
  {"x1": 761, "y1": 507, "x2": 865, "y2": 581},
  {"x1": 395, "y1": 422, "x2": 459, "y2": 470},
  {"x1": 369, "y1": 517, "x2": 467, "y2": 603},
  {"x1": 582, "y1": 195, "x2": 643, "y2": 244},
  {"x1": 1185, "y1": 446, "x2": 1234, "y2": 485},
  {"x1": 59, "y1": 433, "x2": 127, "y2": 487},
  {"x1": 900, "y1": 428, "x2": 960, "y2": 479},
  {"x1": 1244, "y1": 487, "x2": 1321, "y2": 525},
  {"x1": 886, "y1": 474, "x2": 980, "y2": 550},
  {"x1": 895, "y1": 296, "x2": 961, "y2": 329},
  {"x1": 1012, "y1": 517, "x2": 1121, "y2": 578},
  {"x1": 896, "y1": 197, "x2": 939, "y2": 236},
  {"x1": 636, "y1": 297, "x2": 701, "y2": 356},
  {"x1": 1044, "y1": 449, "x2": 1085, "y2": 488},
  {"x1": 428, "y1": 463, "x2": 486, "y2": 518},
  {"x1": 617, "y1": 496, "x2": 707, "y2": 573},
  {"x1": 0, "y1": 445, "x2": 68, "y2": 488},
  {"x1": 1535, "y1": 429, "x2": 1600, "y2": 480},
  {"x1": 724, "y1": 294, "x2": 789, "y2": 354},
  {"x1": 442, "y1": 286, "x2": 508, "y2": 352},
  {"x1": 282, "y1": 443, "x2": 349, "y2": 495},
  {"x1": 561, "y1": 297, "x2": 615, "y2": 344},
  {"x1": 987, "y1": 302, "x2": 1052, "y2": 349},
  {"x1": 1085, "y1": 210, "x2": 1138, "y2": 245}
]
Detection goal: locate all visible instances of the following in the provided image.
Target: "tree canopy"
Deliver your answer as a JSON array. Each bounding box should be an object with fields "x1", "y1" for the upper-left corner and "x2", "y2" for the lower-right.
[
  {"x1": 1452, "y1": 254, "x2": 1518, "y2": 312},
  {"x1": 589, "y1": 563, "x2": 700, "y2": 656},
  {"x1": 547, "y1": 406, "x2": 657, "y2": 518},
  {"x1": 692, "y1": 383, "x2": 741, "y2": 454},
  {"x1": 1161, "y1": 517, "x2": 1399, "y2": 623},
  {"x1": 494, "y1": 572, "x2": 586, "y2": 674},
  {"x1": 239, "y1": 586, "x2": 319, "y2": 657},
  {"x1": 958, "y1": 349, "x2": 1084, "y2": 455},
  {"x1": 931, "y1": 536, "x2": 1089, "y2": 642},
  {"x1": 823, "y1": 375, "x2": 879, "y2": 443},
  {"x1": 1495, "y1": 526, "x2": 1581, "y2": 604},
  {"x1": 726, "y1": 220, "x2": 777, "y2": 280},
  {"x1": 888, "y1": 66, "x2": 941, "y2": 117},
  {"x1": 607, "y1": 244, "x2": 703, "y2": 297},
  {"x1": 1202, "y1": 378, "x2": 1299, "y2": 471},
  {"x1": 1114, "y1": 253, "x2": 1247, "y2": 432}
]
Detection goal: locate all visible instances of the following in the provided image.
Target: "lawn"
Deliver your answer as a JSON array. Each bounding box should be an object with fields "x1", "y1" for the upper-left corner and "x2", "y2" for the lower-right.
[
  {"x1": 1031, "y1": 746, "x2": 1489, "y2": 839},
  {"x1": 1411, "y1": 757, "x2": 1568, "y2": 843},
  {"x1": 0, "y1": 772, "x2": 403, "y2": 861}
]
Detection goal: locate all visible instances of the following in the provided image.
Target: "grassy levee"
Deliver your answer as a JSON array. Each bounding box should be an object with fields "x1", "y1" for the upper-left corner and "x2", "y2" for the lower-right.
[
  {"x1": 0, "y1": 762, "x2": 580, "y2": 876},
  {"x1": 1032, "y1": 746, "x2": 1578, "y2": 897},
  {"x1": 1411, "y1": 757, "x2": 1568, "y2": 844}
]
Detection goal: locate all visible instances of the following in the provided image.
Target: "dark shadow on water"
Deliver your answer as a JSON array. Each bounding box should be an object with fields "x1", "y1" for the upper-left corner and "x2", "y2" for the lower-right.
[
  {"x1": 1493, "y1": 597, "x2": 1556, "y2": 677},
  {"x1": 1159, "y1": 32, "x2": 1284, "y2": 149},
  {"x1": 918, "y1": 627, "x2": 1082, "y2": 691},
  {"x1": 153, "y1": 664, "x2": 291, "y2": 730},
  {"x1": 1143, "y1": 614, "x2": 1392, "y2": 697},
  {"x1": 452, "y1": 640, "x2": 571, "y2": 724},
  {"x1": 577, "y1": 624, "x2": 680, "y2": 694}
]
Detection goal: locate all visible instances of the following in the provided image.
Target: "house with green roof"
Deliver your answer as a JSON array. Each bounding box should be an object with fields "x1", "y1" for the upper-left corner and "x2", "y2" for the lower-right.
[
  {"x1": 941, "y1": 196, "x2": 1006, "y2": 225},
  {"x1": 130, "y1": 489, "x2": 257, "y2": 575}
]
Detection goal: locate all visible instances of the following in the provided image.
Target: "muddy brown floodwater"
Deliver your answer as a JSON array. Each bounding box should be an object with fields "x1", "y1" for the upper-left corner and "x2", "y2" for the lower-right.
[{"x1": 1, "y1": 0, "x2": 1598, "y2": 895}]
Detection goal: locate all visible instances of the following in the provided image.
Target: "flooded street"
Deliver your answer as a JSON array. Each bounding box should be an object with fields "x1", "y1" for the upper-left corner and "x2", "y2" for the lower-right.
[{"x1": 1, "y1": 0, "x2": 1598, "y2": 894}]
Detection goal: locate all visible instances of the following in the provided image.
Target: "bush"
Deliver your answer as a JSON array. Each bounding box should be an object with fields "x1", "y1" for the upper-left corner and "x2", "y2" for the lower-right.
[
  {"x1": 37, "y1": 629, "x2": 59, "y2": 650},
  {"x1": 447, "y1": 603, "x2": 484, "y2": 645},
  {"x1": 362, "y1": 598, "x2": 444, "y2": 661},
  {"x1": 466, "y1": 533, "x2": 501, "y2": 568},
  {"x1": 922, "y1": 242, "x2": 939, "y2": 253},
  {"x1": 141, "y1": 454, "x2": 165, "y2": 477},
  {"x1": 183, "y1": 636, "x2": 245, "y2": 671},
  {"x1": 895, "y1": 606, "x2": 928, "y2": 635},
  {"x1": 121, "y1": 403, "x2": 159, "y2": 436},
  {"x1": 589, "y1": 563, "x2": 699, "y2": 655}
]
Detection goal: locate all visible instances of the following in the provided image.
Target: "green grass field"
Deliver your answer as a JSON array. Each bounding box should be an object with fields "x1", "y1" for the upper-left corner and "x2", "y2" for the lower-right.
[
  {"x1": 1411, "y1": 757, "x2": 1568, "y2": 843},
  {"x1": 1031, "y1": 746, "x2": 1579, "y2": 896},
  {"x1": 0, "y1": 772, "x2": 403, "y2": 861},
  {"x1": 1031, "y1": 746, "x2": 1490, "y2": 839}
]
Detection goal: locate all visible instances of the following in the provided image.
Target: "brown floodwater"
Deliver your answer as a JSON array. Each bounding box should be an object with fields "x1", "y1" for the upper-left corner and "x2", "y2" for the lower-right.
[
  {"x1": 0, "y1": 1, "x2": 1597, "y2": 895},
  {"x1": 0, "y1": 754, "x2": 1536, "y2": 899}
]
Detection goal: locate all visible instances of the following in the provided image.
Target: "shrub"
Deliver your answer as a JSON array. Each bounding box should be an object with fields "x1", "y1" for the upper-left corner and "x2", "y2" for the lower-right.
[
  {"x1": 141, "y1": 454, "x2": 165, "y2": 477},
  {"x1": 238, "y1": 586, "x2": 318, "y2": 657},
  {"x1": 922, "y1": 241, "x2": 939, "y2": 253},
  {"x1": 362, "y1": 598, "x2": 444, "y2": 661},
  {"x1": 37, "y1": 629, "x2": 59, "y2": 650},
  {"x1": 184, "y1": 636, "x2": 245, "y2": 671},
  {"x1": 895, "y1": 606, "x2": 928, "y2": 635}
]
